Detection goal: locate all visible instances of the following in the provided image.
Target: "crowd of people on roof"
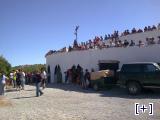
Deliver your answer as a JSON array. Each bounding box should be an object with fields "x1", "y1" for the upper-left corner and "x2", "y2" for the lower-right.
[
  {"x1": 45, "y1": 23, "x2": 160, "y2": 57},
  {"x1": 121, "y1": 25, "x2": 158, "y2": 36}
]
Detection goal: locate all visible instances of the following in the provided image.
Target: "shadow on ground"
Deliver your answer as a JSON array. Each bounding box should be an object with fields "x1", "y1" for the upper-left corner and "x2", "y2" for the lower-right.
[
  {"x1": 25, "y1": 89, "x2": 35, "y2": 91},
  {"x1": 5, "y1": 88, "x2": 35, "y2": 93},
  {"x1": 46, "y1": 83, "x2": 160, "y2": 99},
  {"x1": 5, "y1": 89, "x2": 18, "y2": 93},
  {"x1": 12, "y1": 96, "x2": 37, "y2": 99}
]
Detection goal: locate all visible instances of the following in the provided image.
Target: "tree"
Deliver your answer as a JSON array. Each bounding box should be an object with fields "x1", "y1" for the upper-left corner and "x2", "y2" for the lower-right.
[
  {"x1": 0, "y1": 55, "x2": 11, "y2": 75},
  {"x1": 12, "y1": 64, "x2": 46, "y2": 73}
]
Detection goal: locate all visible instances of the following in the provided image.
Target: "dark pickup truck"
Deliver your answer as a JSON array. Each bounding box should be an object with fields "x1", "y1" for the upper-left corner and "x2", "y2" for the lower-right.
[{"x1": 117, "y1": 62, "x2": 160, "y2": 95}]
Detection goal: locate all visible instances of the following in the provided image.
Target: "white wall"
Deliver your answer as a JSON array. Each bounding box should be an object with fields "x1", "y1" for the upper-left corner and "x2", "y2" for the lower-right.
[{"x1": 46, "y1": 30, "x2": 160, "y2": 83}]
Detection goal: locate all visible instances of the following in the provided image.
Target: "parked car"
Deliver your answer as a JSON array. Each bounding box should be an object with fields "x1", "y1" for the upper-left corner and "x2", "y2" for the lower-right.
[{"x1": 117, "y1": 62, "x2": 160, "y2": 95}]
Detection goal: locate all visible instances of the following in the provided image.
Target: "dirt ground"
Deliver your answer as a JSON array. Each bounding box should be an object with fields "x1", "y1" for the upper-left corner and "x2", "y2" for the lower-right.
[{"x1": 0, "y1": 84, "x2": 160, "y2": 120}]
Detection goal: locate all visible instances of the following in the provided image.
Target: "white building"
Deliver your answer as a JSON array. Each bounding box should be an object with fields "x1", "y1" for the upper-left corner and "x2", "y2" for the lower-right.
[{"x1": 46, "y1": 29, "x2": 160, "y2": 83}]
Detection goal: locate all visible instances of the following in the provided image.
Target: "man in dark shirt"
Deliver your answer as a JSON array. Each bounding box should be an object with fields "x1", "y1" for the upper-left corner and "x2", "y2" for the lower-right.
[
  {"x1": 16, "y1": 70, "x2": 21, "y2": 91},
  {"x1": 33, "y1": 71, "x2": 43, "y2": 97},
  {"x1": 84, "y1": 69, "x2": 91, "y2": 88}
]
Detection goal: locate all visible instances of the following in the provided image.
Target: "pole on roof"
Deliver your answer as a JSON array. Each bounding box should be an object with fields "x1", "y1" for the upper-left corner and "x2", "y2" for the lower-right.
[{"x1": 74, "y1": 25, "x2": 79, "y2": 41}]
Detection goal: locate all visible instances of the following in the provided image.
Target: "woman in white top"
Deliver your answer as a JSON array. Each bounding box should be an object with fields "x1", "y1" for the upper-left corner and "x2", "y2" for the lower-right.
[{"x1": 0, "y1": 72, "x2": 7, "y2": 95}]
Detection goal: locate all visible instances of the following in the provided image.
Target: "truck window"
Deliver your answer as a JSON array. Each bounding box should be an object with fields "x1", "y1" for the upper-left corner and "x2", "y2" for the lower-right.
[
  {"x1": 144, "y1": 64, "x2": 157, "y2": 72},
  {"x1": 121, "y1": 64, "x2": 141, "y2": 72}
]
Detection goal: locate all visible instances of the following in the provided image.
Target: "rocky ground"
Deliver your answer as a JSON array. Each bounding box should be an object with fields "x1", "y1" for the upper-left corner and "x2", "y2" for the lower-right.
[{"x1": 0, "y1": 84, "x2": 160, "y2": 120}]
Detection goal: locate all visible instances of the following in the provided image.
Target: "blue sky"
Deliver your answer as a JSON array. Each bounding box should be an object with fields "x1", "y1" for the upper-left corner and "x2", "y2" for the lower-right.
[{"x1": 0, "y1": 0, "x2": 160, "y2": 66}]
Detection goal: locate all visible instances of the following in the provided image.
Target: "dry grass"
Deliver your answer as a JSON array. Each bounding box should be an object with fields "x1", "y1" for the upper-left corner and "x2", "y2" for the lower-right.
[{"x1": 0, "y1": 96, "x2": 12, "y2": 107}]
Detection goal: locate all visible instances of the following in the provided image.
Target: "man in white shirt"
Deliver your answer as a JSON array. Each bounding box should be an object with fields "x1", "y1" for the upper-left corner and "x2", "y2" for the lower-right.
[
  {"x1": 41, "y1": 70, "x2": 47, "y2": 89},
  {"x1": 10, "y1": 72, "x2": 14, "y2": 87},
  {"x1": 21, "y1": 71, "x2": 26, "y2": 90}
]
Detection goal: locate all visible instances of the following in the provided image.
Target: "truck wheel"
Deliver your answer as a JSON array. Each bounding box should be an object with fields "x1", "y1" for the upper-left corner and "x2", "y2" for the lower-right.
[
  {"x1": 127, "y1": 82, "x2": 141, "y2": 95},
  {"x1": 93, "y1": 84, "x2": 99, "y2": 91}
]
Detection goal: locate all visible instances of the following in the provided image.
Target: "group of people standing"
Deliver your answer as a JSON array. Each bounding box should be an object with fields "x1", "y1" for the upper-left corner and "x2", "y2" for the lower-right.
[
  {"x1": 0, "y1": 69, "x2": 25, "y2": 95},
  {"x1": 64, "y1": 64, "x2": 91, "y2": 89},
  {"x1": 9, "y1": 69, "x2": 26, "y2": 91},
  {"x1": 0, "y1": 69, "x2": 47, "y2": 97}
]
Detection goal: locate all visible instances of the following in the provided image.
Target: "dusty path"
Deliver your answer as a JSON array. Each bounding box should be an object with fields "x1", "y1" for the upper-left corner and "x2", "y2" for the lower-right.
[{"x1": 0, "y1": 84, "x2": 160, "y2": 120}]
